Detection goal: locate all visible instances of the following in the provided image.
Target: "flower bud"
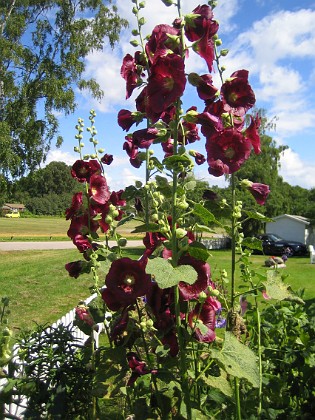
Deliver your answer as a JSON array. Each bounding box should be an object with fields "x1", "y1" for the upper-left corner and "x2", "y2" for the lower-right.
[
  {"x1": 118, "y1": 238, "x2": 128, "y2": 247},
  {"x1": 176, "y1": 228, "x2": 187, "y2": 239},
  {"x1": 220, "y1": 49, "x2": 229, "y2": 57}
]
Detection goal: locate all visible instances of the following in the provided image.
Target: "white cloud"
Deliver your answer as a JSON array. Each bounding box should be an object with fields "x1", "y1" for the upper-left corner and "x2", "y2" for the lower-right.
[
  {"x1": 44, "y1": 149, "x2": 77, "y2": 166},
  {"x1": 279, "y1": 148, "x2": 315, "y2": 189}
]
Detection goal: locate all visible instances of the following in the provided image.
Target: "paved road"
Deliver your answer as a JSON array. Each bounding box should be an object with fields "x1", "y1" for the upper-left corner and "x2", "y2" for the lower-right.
[{"x1": 0, "y1": 240, "x2": 144, "y2": 251}]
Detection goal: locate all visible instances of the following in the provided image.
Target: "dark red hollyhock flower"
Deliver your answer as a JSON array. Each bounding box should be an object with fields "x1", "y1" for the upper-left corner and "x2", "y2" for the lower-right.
[
  {"x1": 178, "y1": 255, "x2": 211, "y2": 301},
  {"x1": 126, "y1": 352, "x2": 157, "y2": 386},
  {"x1": 197, "y1": 110, "x2": 223, "y2": 139},
  {"x1": 75, "y1": 304, "x2": 95, "y2": 327},
  {"x1": 121, "y1": 53, "x2": 140, "y2": 99},
  {"x1": 117, "y1": 109, "x2": 144, "y2": 132},
  {"x1": 246, "y1": 181, "x2": 270, "y2": 205},
  {"x1": 202, "y1": 189, "x2": 219, "y2": 201},
  {"x1": 178, "y1": 121, "x2": 200, "y2": 144},
  {"x1": 188, "y1": 73, "x2": 218, "y2": 102},
  {"x1": 65, "y1": 192, "x2": 83, "y2": 220},
  {"x1": 132, "y1": 127, "x2": 159, "y2": 149},
  {"x1": 72, "y1": 234, "x2": 93, "y2": 253},
  {"x1": 206, "y1": 128, "x2": 252, "y2": 176},
  {"x1": 135, "y1": 197, "x2": 143, "y2": 213},
  {"x1": 244, "y1": 114, "x2": 261, "y2": 154},
  {"x1": 146, "y1": 24, "x2": 181, "y2": 64},
  {"x1": 146, "y1": 54, "x2": 186, "y2": 123},
  {"x1": 101, "y1": 154, "x2": 113, "y2": 165},
  {"x1": 123, "y1": 135, "x2": 139, "y2": 159},
  {"x1": 71, "y1": 159, "x2": 101, "y2": 183},
  {"x1": 191, "y1": 151, "x2": 206, "y2": 165},
  {"x1": 221, "y1": 70, "x2": 256, "y2": 112},
  {"x1": 65, "y1": 260, "x2": 85, "y2": 278},
  {"x1": 102, "y1": 258, "x2": 151, "y2": 311},
  {"x1": 89, "y1": 174, "x2": 110, "y2": 205},
  {"x1": 143, "y1": 231, "x2": 166, "y2": 258},
  {"x1": 192, "y1": 33, "x2": 217, "y2": 72},
  {"x1": 110, "y1": 190, "x2": 126, "y2": 207},
  {"x1": 162, "y1": 138, "x2": 174, "y2": 157},
  {"x1": 184, "y1": 5, "x2": 218, "y2": 42},
  {"x1": 188, "y1": 298, "x2": 217, "y2": 343}
]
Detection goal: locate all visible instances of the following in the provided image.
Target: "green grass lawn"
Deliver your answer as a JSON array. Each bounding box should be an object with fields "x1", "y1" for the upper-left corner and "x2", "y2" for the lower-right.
[
  {"x1": 1, "y1": 247, "x2": 314, "y2": 336},
  {"x1": 0, "y1": 217, "x2": 145, "y2": 241}
]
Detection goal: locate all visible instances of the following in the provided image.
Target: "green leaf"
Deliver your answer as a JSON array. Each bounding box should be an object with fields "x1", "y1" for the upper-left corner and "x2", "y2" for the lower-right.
[
  {"x1": 243, "y1": 211, "x2": 274, "y2": 222},
  {"x1": 263, "y1": 271, "x2": 304, "y2": 303},
  {"x1": 187, "y1": 241, "x2": 210, "y2": 262},
  {"x1": 242, "y1": 236, "x2": 263, "y2": 251},
  {"x1": 184, "y1": 180, "x2": 197, "y2": 191},
  {"x1": 131, "y1": 223, "x2": 160, "y2": 233},
  {"x1": 210, "y1": 332, "x2": 259, "y2": 388},
  {"x1": 146, "y1": 258, "x2": 197, "y2": 289},
  {"x1": 200, "y1": 369, "x2": 233, "y2": 397},
  {"x1": 193, "y1": 203, "x2": 221, "y2": 226}
]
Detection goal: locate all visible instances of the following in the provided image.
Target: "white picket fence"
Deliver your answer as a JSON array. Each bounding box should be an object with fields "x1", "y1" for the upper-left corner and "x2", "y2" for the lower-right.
[
  {"x1": 1, "y1": 293, "x2": 101, "y2": 419},
  {"x1": 201, "y1": 236, "x2": 231, "y2": 250}
]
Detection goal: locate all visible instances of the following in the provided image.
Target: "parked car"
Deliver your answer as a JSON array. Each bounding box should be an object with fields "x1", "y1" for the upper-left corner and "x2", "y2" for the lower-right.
[
  {"x1": 254, "y1": 233, "x2": 308, "y2": 256},
  {"x1": 5, "y1": 211, "x2": 20, "y2": 218}
]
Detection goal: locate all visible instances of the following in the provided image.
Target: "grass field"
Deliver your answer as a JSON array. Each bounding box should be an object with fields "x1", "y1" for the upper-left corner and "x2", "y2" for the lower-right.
[
  {"x1": 1, "y1": 247, "x2": 314, "y2": 336},
  {"x1": 0, "y1": 217, "x2": 145, "y2": 241}
]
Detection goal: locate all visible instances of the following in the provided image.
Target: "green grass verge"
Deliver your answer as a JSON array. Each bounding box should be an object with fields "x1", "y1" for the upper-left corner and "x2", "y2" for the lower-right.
[
  {"x1": 0, "y1": 217, "x2": 145, "y2": 241},
  {"x1": 0, "y1": 248, "x2": 313, "y2": 335},
  {"x1": 0, "y1": 247, "x2": 144, "y2": 335}
]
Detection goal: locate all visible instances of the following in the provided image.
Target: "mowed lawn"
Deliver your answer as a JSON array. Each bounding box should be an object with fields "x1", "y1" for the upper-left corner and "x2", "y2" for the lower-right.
[
  {"x1": 1, "y1": 247, "x2": 314, "y2": 335},
  {"x1": 0, "y1": 217, "x2": 144, "y2": 240}
]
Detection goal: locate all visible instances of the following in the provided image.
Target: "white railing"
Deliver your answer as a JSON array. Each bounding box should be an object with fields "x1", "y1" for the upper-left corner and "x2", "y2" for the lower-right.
[{"x1": 1, "y1": 293, "x2": 101, "y2": 419}]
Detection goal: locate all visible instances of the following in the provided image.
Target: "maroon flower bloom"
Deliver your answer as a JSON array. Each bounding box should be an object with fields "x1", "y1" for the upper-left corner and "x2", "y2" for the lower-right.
[
  {"x1": 132, "y1": 127, "x2": 159, "y2": 149},
  {"x1": 178, "y1": 256, "x2": 211, "y2": 301},
  {"x1": 244, "y1": 114, "x2": 261, "y2": 154},
  {"x1": 75, "y1": 304, "x2": 95, "y2": 327},
  {"x1": 184, "y1": 5, "x2": 218, "y2": 42},
  {"x1": 190, "y1": 151, "x2": 206, "y2": 165},
  {"x1": 221, "y1": 70, "x2": 256, "y2": 112},
  {"x1": 117, "y1": 109, "x2": 144, "y2": 131},
  {"x1": 188, "y1": 73, "x2": 218, "y2": 102},
  {"x1": 197, "y1": 110, "x2": 223, "y2": 139},
  {"x1": 65, "y1": 192, "x2": 83, "y2": 220},
  {"x1": 146, "y1": 24, "x2": 181, "y2": 64},
  {"x1": 121, "y1": 53, "x2": 140, "y2": 99},
  {"x1": 188, "y1": 298, "x2": 216, "y2": 343},
  {"x1": 67, "y1": 213, "x2": 98, "y2": 252},
  {"x1": 109, "y1": 190, "x2": 126, "y2": 207},
  {"x1": 123, "y1": 135, "x2": 139, "y2": 160},
  {"x1": 102, "y1": 258, "x2": 151, "y2": 310},
  {"x1": 72, "y1": 234, "x2": 93, "y2": 253},
  {"x1": 71, "y1": 159, "x2": 102, "y2": 183},
  {"x1": 161, "y1": 138, "x2": 174, "y2": 157},
  {"x1": 101, "y1": 154, "x2": 113, "y2": 165},
  {"x1": 242, "y1": 180, "x2": 270, "y2": 205},
  {"x1": 143, "y1": 231, "x2": 166, "y2": 258},
  {"x1": 126, "y1": 352, "x2": 157, "y2": 386},
  {"x1": 178, "y1": 121, "x2": 200, "y2": 144},
  {"x1": 89, "y1": 174, "x2": 110, "y2": 205},
  {"x1": 65, "y1": 260, "x2": 87, "y2": 278},
  {"x1": 206, "y1": 128, "x2": 252, "y2": 176},
  {"x1": 146, "y1": 54, "x2": 186, "y2": 122}
]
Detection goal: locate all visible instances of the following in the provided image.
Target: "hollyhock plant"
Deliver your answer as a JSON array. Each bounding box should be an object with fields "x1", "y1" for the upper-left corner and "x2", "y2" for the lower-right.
[{"x1": 62, "y1": 3, "x2": 285, "y2": 419}]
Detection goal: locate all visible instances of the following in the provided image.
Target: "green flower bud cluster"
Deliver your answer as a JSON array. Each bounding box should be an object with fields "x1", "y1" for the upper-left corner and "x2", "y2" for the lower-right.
[
  {"x1": 139, "y1": 318, "x2": 155, "y2": 333},
  {"x1": 0, "y1": 326, "x2": 12, "y2": 365},
  {"x1": 233, "y1": 201, "x2": 243, "y2": 219}
]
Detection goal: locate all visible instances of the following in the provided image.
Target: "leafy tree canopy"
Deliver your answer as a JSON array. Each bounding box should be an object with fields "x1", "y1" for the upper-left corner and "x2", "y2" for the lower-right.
[{"x1": 0, "y1": 0, "x2": 127, "y2": 179}]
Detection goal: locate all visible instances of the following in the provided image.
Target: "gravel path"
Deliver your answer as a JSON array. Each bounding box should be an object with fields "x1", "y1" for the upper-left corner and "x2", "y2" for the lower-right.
[{"x1": 0, "y1": 240, "x2": 144, "y2": 251}]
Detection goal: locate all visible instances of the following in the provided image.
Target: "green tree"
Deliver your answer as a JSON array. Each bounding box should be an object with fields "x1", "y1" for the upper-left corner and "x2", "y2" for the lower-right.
[{"x1": 0, "y1": 0, "x2": 127, "y2": 178}]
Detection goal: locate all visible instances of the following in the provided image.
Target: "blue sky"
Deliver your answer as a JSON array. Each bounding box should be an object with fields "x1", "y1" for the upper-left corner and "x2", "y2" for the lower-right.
[{"x1": 45, "y1": 0, "x2": 315, "y2": 191}]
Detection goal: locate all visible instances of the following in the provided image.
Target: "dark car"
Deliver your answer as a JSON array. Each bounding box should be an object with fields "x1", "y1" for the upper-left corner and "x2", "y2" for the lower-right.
[{"x1": 255, "y1": 233, "x2": 308, "y2": 256}]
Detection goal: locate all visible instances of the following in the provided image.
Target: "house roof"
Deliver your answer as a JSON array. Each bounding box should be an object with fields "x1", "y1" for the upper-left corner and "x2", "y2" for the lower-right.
[
  {"x1": 3, "y1": 203, "x2": 26, "y2": 209},
  {"x1": 271, "y1": 214, "x2": 310, "y2": 225}
]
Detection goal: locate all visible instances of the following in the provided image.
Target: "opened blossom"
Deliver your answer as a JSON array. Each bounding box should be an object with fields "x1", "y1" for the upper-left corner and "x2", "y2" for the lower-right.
[
  {"x1": 146, "y1": 54, "x2": 186, "y2": 122},
  {"x1": 145, "y1": 24, "x2": 181, "y2": 64},
  {"x1": 102, "y1": 258, "x2": 151, "y2": 311},
  {"x1": 244, "y1": 114, "x2": 261, "y2": 154},
  {"x1": 221, "y1": 70, "x2": 256, "y2": 112},
  {"x1": 188, "y1": 298, "x2": 217, "y2": 343},
  {"x1": 101, "y1": 154, "x2": 113, "y2": 165},
  {"x1": 206, "y1": 128, "x2": 252, "y2": 176},
  {"x1": 178, "y1": 256, "x2": 211, "y2": 301},
  {"x1": 121, "y1": 53, "x2": 140, "y2": 99},
  {"x1": 89, "y1": 174, "x2": 110, "y2": 205},
  {"x1": 71, "y1": 159, "x2": 101, "y2": 183}
]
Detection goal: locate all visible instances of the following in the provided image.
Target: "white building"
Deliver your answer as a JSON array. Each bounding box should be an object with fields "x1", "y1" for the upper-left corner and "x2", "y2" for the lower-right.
[{"x1": 266, "y1": 214, "x2": 314, "y2": 245}]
